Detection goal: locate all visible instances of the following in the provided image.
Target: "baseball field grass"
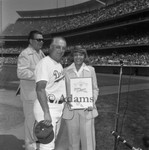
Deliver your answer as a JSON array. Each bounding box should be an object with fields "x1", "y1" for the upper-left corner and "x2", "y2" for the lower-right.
[
  {"x1": 96, "y1": 74, "x2": 149, "y2": 150},
  {"x1": 0, "y1": 65, "x2": 149, "y2": 150}
]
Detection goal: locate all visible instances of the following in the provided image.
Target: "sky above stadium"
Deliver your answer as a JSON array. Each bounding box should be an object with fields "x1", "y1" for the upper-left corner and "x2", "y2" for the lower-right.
[{"x1": 0, "y1": 0, "x2": 88, "y2": 32}]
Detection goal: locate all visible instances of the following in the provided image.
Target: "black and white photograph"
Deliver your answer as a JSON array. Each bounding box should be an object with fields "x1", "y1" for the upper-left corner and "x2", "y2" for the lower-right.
[{"x1": 0, "y1": 0, "x2": 149, "y2": 150}]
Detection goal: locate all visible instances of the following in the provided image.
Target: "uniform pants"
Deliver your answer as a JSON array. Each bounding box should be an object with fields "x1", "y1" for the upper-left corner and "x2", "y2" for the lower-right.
[
  {"x1": 33, "y1": 100, "x2": 63, "y2": 150},
  {"x1": 65, "y1": 111, "x2": 96, "y2": 150},
  {"x1": 23, "y1": 100, "x2": 36, "y2": 150}
]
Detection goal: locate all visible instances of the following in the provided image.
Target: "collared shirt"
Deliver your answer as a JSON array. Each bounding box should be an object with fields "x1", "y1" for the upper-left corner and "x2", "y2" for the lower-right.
[
  {"x1": 17, "y1": 45, "x2": 45, "y2": 80},
  {"x1": 67, "y1": 62, "x2": 90, "y2": 77},
  {"x1": 17, "y1": 45, "x2": 45, "y2": 101},
  {"x1": 65, "y1": 62, "x2": 99, "y2": 102}
]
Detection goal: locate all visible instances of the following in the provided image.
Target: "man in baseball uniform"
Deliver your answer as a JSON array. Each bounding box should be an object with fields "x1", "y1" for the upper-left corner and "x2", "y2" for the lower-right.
[{"x1": 33, "y1": 37, "x2": 67, "y2": 150}]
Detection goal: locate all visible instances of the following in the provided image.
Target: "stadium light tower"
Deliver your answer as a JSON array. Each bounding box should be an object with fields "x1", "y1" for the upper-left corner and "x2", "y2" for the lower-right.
[{"x1": 95, "y1": 0, "x2": 106, "y2": 5}]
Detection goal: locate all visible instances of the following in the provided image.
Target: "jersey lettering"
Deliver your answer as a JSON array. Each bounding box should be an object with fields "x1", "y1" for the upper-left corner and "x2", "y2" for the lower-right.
[{"x1": 53, "y1": 70, "x2": 64, "y2": 82}]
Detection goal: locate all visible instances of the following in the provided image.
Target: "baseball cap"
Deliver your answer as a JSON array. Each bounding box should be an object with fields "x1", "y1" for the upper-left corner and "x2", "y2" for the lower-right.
[{"x1": 34, "y1": 120, "x2": 54, "y2": 144}]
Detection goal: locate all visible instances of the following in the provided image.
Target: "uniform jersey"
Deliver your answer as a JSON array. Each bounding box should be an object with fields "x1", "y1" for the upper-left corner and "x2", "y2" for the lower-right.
[{"x1": 35, "y1": 56, "x2": 66, "y2": 103}]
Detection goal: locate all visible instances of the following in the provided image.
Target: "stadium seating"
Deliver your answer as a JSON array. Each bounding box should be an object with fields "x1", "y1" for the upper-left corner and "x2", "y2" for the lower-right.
[{"x1": 3, "y1": 0, "x2": 149, "y2": 36}]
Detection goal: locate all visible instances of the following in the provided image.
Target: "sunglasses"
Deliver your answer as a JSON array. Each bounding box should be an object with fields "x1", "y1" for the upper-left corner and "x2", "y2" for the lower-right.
[{"x1": 32, "y1": 38, "x2": 44, "y2": 42}]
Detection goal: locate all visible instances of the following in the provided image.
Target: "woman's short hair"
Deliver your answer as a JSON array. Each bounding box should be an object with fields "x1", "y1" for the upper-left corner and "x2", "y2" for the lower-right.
[{"x1": 68, "y1": 45, "x2": 90, "y2": 65}]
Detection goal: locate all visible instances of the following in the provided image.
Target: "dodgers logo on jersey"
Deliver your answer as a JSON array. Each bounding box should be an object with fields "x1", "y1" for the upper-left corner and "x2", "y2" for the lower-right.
[{"x1": 53, "y1": 70, "x2": 65, "y2": 82}]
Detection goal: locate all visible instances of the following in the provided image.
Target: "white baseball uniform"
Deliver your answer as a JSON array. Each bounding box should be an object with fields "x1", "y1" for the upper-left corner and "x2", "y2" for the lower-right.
[{"x1": 33, "y1": 56, "x2": 66, "y2": 150}]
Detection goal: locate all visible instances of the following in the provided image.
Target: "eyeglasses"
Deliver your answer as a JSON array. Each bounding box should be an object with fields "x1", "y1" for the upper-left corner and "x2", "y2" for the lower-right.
[{"x1": 32, "y1": 38, "x2": 44, "y2": 42}]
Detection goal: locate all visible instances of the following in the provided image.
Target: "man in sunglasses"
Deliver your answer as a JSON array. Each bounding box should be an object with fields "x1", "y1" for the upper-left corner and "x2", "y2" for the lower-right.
[{"x1": 17, "y1": 30, "x2": 45, "y2": 150}]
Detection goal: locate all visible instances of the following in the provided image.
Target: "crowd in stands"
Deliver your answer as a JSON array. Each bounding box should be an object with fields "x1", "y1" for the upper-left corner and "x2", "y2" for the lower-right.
[
  {"x1": 1, "y1": 33, "x2": 149, "y2": 54},
  {"x1": 0, "y1": 52, "x2": 149, "y2": 66},
  {"x1": 3, "y1": 0, "x2": 149, "y2": 35},
  {"x1": 0, "y1": 57, "x2": 18, "y2": 65},
  {"x1": 1, "y1": 31, "x2": 149, "y2": 66},
  {"x1": 0, "y1": 47, "x2": 23, "y2": 54},
  {"x1": 65, "y1": 33, "x2": 149, "y2": 51},
  {"x1": 87, "y1": 52, "x2": 149, "y2": 66}
]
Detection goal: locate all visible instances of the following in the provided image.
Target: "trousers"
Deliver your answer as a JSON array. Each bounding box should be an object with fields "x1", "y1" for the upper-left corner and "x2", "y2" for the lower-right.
[
  {"x1": 23, "y1": 100, "x2": 36, "y2": 150},
  {"x1": 33, "y1": 100, "x2": 64, "y2": 150},
  {"x1": 65, "y1": 110, "x2": 96, "y2": 150}
]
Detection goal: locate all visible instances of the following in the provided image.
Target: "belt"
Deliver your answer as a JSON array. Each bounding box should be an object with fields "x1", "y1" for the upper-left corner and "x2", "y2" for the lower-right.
[{"x1": 49, "y1": 99, "x2": 63, "y2": 104}]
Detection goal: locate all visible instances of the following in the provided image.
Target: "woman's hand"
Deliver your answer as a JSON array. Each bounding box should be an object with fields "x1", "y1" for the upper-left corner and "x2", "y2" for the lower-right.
[
  {"x1": 84, "y1": 106, "x2": 94, "y2": 111},
  {"x1": 84, "y1": 102, "x2": 96, "y2": 111}
]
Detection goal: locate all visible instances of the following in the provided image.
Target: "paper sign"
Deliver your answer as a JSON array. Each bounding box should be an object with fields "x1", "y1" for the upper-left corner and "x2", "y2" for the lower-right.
[{"x1": 70, "y1": 77, "x2": 93, "y2": 109}]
